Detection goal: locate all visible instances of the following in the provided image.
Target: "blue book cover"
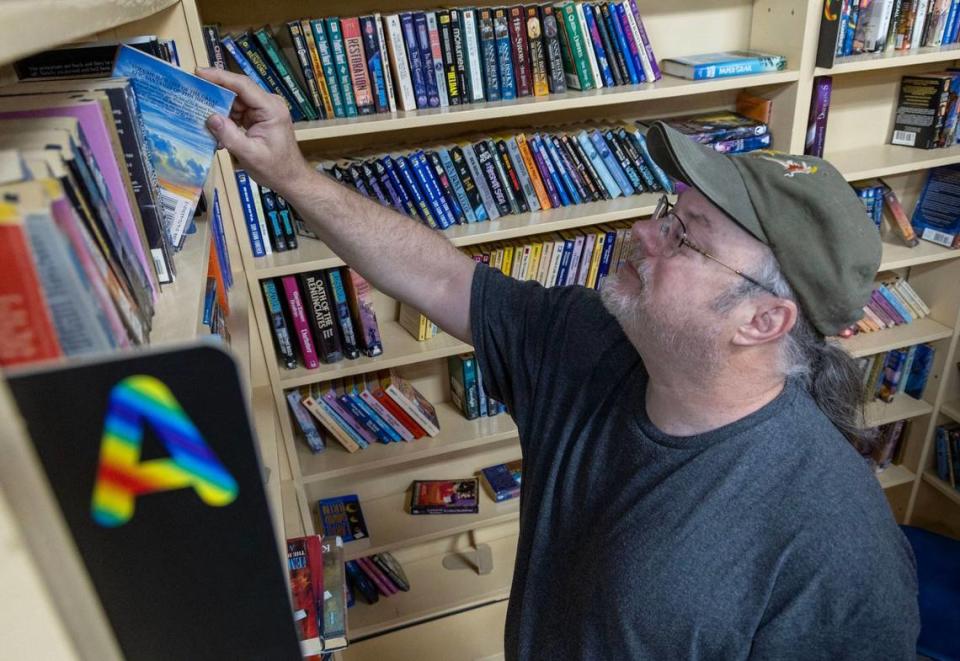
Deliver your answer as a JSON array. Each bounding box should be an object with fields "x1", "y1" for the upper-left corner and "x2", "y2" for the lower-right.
[
  {"x1": 544, "y1": 135, "x2": 582, "y2": 204},
  {"x1": 618, "y1": 128, "x2": 658, "y2": 190},
  {"x1": 210, "y1": 189, "x2": 233, "y2": 288},
  {"x1": 878, "y1": 285, "x2": 913, "y2": 322},
  {"x1": 414, "y1": 12, "x2": 441, "y2": 107},
  {"x1": 911, "y1": 164, "x2": 960, "y2": 247},
  {"x1": 606, "y1": 3, "x2": 640, "y2": 84},
  {"x1": 356, "y1": 161, "x2": 390, "y2": 207},
  {"x1": 631, "y1": 127, "x2": 672, "y2": 192},
  {"x1": 661, "y1": 50, "x2": 787, "y2": 81},
  {"x1": 480, "y1": 460, "x2": 521, "y2": 502},
  {"x1": 494, "y1": 13, "x2": 516, "y2": 100},
  {"x1": 202, "y1": 278, "x2": 216, "y2": 325},
  {"x1": 526, "y1": 135, "x2": 562, "y2": 207},
  {"x1": 577, "y1": 131, "x2": 621, "y2": 198},
  {"x1": 438, "y1": 148, "x2": 477, "y2": 222},
  {"x1": 944, "y1": 1, "x2": 959, "y2": 46},
  {"x1": 310, "y1": 19, "x2": 347, "y2": 118},
  {"x1": 371, "y1": 159, "x2": 403, "y2": 210},
  {"x1": 411, "y1": 151, "x2": 453, "y2": 228},
  {"x1": 603, "y1": 130, "x2": 643, "y2": 192},
  {"x1": 380, "y1": 157, "x2": 419, "y2": 218},
  {"x1": 325, "y1": 18, "x2": 359, "y2": 117},
  {"x1": 220, "y1": 35, "x2": 271, "y2": 93},
  {"x1": 595, "y1": 229, "x2": 618, "y2": 289},
  {"x1": 904, "y1": 344, "x2": 935, "y2": 400},
  {"x1": 426, "y1": 150, "x2": 466, "y2": 223},
  {"x1": 318, "y1": 494, "x2": 369, "y2": 542},
  {"x1": 233, "y1": 32, "x2": 304, "y2": 122},
  {"x1": 589, "y1": 130, "x2": 634, "y2": 195},
  {"x1": 326, "y1": 269, "x2": 361, "y2": 359},
  {"x1": 556, "y1": 237, "x2": 575, "y2": 285},
  {"x1": 551, "y1": 135, "x2": 587, "y2": 203},
  {"x1": 360, "y1": 16, "x2": 390, "y2": 113},
  {"x1": 257, "y1": 184, "x2": 287, "y2": 251},
  {"x1": 583, "y1": 5, "x2": 615, "y2": 87},
  {"x1": 234, "y1": 170, "x2": 266, "y2": 257},
  {"x1": 337, "y1": 392, "x2": 389, "y2": 443},
  {"x1": 613, "y1": 2, "x2": 645, "y2": 81},
  {"x1": 400, "y1": 13, "x2": 429, "y2": 108},
  {"x1": 113, "y1": 45, "x2": 234, "y2": 247},
  {"x1": 286, "y1": 391, "x2": 326, "y2": 453},
  {"x1": 317, "y1": 395, "x2": 369, "y2": 449},
  {"x1": 530, "y1": 135, "x2": 570, "y2": 206},
  {"x1": 395, "y1": 155, "x2": 437, "y2": 227}
]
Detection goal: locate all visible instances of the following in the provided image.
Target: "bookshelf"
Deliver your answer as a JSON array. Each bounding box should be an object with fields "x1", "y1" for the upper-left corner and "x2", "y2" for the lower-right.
[{"x1": 3, "y1": 0, "x2": 960, "y2": 656}]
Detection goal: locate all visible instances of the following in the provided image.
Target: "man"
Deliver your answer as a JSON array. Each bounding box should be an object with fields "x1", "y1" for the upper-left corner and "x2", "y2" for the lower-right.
[{"x1": 198, "y1": 68, "x2": 919, "y2": 659}]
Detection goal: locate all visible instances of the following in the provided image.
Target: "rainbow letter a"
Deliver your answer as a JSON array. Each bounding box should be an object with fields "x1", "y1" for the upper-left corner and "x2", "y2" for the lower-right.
[{"x1": 91, "y1": 375, "x2": 238, "y2": 527}]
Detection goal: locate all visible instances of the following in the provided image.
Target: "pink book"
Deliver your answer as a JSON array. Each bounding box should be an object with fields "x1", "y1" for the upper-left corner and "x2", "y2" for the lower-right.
[
  {"x1": 280, "y1": 276, "x2": 320, "y2": 368},
  {"x1": 0, "y1": 100, "x2": 158, "y2": 301},
  {"x1": 356, "y1": 556, "x2": 398, "y2": 595}
]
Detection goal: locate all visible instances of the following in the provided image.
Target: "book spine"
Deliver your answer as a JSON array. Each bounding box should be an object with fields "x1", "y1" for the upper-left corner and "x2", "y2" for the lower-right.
[
  {"x1": 604, "y1": 130, "x2": 643, "y2": 191},
  {"x1": 530, "y1": 134, "x2": 569, "y2": 206},
  {"x1": 569, "y1": 133, "x2": 609, "y2": 198},
  {"x1": 338, "y1": 390, "x2": 390, "y2": 443},
  {"x1": 340, "y1": 18, "x2": 376, "y2": 115},
  {"x1": 509, "y1": 5, "x2": 533, "y2": 97},
  {"x1": 449, "y1": 146, "x2": 489, "y2": 221},
  {"x1": 384, "y1": 15, "x2": 417, "y2": 111},
  {"x1": 515, "y1": 133, "x2": 552, "y2": 208},
  {"x1": 343, "y1": 269, "x2": 384, "y2": 357},
  {"x1": 235, "y1": 32, "x2": 304, "y2": 120},
  {"x1": 359, "y1": 386, "x2": 415, "y2": 441},
  {"x1": 427, "y1": 151, "x2": 466, "y2": 223},
  {"x1": 595, "y1": 229, "x2": 618, "y2": 288},
  {"x1": 604, "y1": 2, "x2": 640, "y2": 83},
  {"x1": 450, "y1": 9, "x2": 470, "y2": 103},
  {"x1": 394, "y1": 155, "x2": 436, "y2": 227},
  {"x1": 322, "y1": 390, "x2": 373, "y2": 447},
  {"x1": 495, "y1": 139, "x2": 529, "y2": 212},
  {"x1": 540, "y1": 5, "x2": 567, "y2": 92},
  {"x1": 326, "y1": 269, "x2": 361, "y2": 359},
  {"x1": 438, "y1": 149, "x2": 476, "y2": 221},
  {"x1": 246, "y1": 178, "x2": 274, "y2": 256},
  {"x1": 301, "y1": 19, "x2": 335, "y2": 118},
  {"x1": 310, "y1": 19, "x2": 347, "y2": 118},
  {"x1": 373, "y1": 15, "x2": 398, "y2": 112},
  {"x1": 287, "y1": 391, "x2": 326, "y2": 452},
  {"x1": 234, "y1": 170, "x2": 266, "y2": 257},
  {"x1": 494, "y1": 9, "x2": 517, "y2": 99},
  {"x1": 255, "y1": 27, "x2": 319, "y2": 120},
  {"x1": 379, "y1": 157, "x2": 417, "y2": 217},
  {"x1": 302, "y1": 395, "x2": 363, "y2": 451},
  {"x1": 475, "y1": 141, "x2": 513, "y2": 216},
  {"x1": 462, "y1": 8, "x2": 487, "y2": 102},
  {"x1": 626, "y1": 0, "x2": 659, "y2": 80},
  {"x1": 593, "y1": 4, "x2": 623, "y2": 86},
  {"x1": 616, "y1": 128, "x2": 654, "y2": 189},
  {"x1": 577, "y1": 130, "x2": 620, "y2": 197},
  {"x1": 220, "y1": 34, "x2": 271, "y2": 94},
  {"x1": 299, "y1": 272, "x2": 344, "y2": 363},
  {"x1": 506, "y1": 137, "x2": 542, "y2": 211},
  {"x1": 385, "y1": 384, "x2": 440, "y2": 436},
  {"x1": 258, "y1": 185, "x2": 289, "y2": 251},
  {"x1": 262, "y1": 279, "x2": 297, "y2": 368},
  {"x1": 281, "y1": 275, "x2": 320, "y2": 369},
  {"x1": 361, "y1": 16, "x2": 390, "y2": 113},
  {"x1": 576, "y1": 2, "x2": 604, "y2": 88},
  {"x1": 411, "y1": 151, "x2": 453, "y2": 228},
  {"x1": 478, "y1": 9, "x2": 501, "y2": 101},
  {"x1": 562, "y1": 2, "x2": 595, "y2": 89},
  {"x1": 546, "y1": 135, "x2": 583, "y2": 203},
  {"x1": 287, "y1": 21, "x2": 326, "y2": 118},
  {"x1": 400, "y1": 13, "x2": 429, "y2": 108},
  {"x1": 584, "y1": 4, "x2": 615, "y2": 87},
  {"x1": 438, "y1": 11, "x2": 462, "y2": 104},
  {"x1": 449, "y1": 355, "x2": 478, "y2": 419},
  {"x1": 613, "y1": 3, "x2": 645, "y2": 80},
  {"x1": 553, "y1": 135, "x2": 590, "y2": 202},
  {"x1": 327, "y1": 18, "x2": 359, "y2": 117},
  {"x1": 413, "y1": 12, "x2": 441, "y2": 108},
  {"x1": 525, "y1": 8, "x2": 551, "y2": 96},
  {"x1": 202, "y1": 25, "x2": 226, "y2": 69},
  {"x1": 426, "y1": 12, "x2": 450, "y2": 107},
  {"x1": 805, "y1": 76, "x2": 833, "y2": 157},
  {"x1": 460, "y1": 144, "x2": 500, "y2": 219}
]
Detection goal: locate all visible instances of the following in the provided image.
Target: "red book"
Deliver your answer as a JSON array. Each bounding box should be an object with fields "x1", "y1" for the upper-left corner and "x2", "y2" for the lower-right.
[
  {"x1": 286, "y1": 535, "x2": 324, "y2": 659},
  {"x1": 0, "y1": 205, "x2": 62, "y2": 366},
  {"x1": 508, "y1": 5, "x2": 533, "y2": 97},
  {"x1": 280, "y1": 275, "x2": 320, "y2": 369},
  {"x1": 340, "y1": 17, "x2": 376, "y2": 115},
  {"x1": 369, "y1": 370, "x2": 426, "y2": 438}
]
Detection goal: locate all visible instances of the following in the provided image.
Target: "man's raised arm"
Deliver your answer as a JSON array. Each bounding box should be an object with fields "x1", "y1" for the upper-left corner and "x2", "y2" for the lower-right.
[{"x1": 197, "y1": 67, "x2": 476, "y2": 345}]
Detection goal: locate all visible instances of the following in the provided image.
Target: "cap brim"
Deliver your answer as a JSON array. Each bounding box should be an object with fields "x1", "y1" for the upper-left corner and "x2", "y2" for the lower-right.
[{"x1": 646, "y1": 122, "x2": 767, "y2": 244}]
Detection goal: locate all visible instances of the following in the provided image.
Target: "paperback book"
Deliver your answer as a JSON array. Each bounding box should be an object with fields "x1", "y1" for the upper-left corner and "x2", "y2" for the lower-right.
[{"x1": 409, "y1": 478, "x2": 480, "y2": 514}]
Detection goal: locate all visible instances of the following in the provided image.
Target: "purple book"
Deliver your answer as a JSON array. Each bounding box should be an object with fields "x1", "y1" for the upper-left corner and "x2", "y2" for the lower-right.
[
  {"x1": 871, "y1": 290, "x2": 905, "y2": 325},
  {"x1": 627, "y1": 0, "x2": 661, "y2": 80},
  {"x1": 322, "y1": 388, "x2": 377, "y2": 446},
  {"x1": 614, "y1": 2, "x2": 645, "y2": 82},
  {"x1": 804, "y1": 76, "x2": 832, "y2": 158}
]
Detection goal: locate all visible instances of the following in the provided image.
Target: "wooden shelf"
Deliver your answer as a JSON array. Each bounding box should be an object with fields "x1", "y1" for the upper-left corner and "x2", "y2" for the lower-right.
[
  {"x1": 864, "y1": 396, "x2": 933, "y2": 428},
  {"x1": 879, "y1": 237, "x2": 960, "y2": 270},
  {"x1": 922, "y1": 470, "x2": 960, "y2": 506},
  {"x1": 253, "y1": 194, "x2": 661, "y2": 279},
  {"x1": 877, "y1": 464, "x2": 916, "y2": 490},
  {"x1": 836, "y1": 317, "x2": 954, "y2": 358},
  {"x1": 292, "y1": 70, "x2": 801, "y2": 142},
  {"x1": 345, "y1": 535, "x2": 515, "y2": 642},
  {"x1": 831, "y1": 142, "x2": 960, "y2": 181},
  {"x1": 0, "y1": 0, "x2": 177, "y2": 67},
  {"x1": 338, "y1": 487, "x2": 519, "y2": 562},
  {"x1": 942, "y1": 399, "x2": 960, "y2": 423},
  {"x1": 149, "y1": 218, "x2": 211, "y2": 345},
  {"x1": 278, "y1": 322, "x2": 470, "y2": 389},
  {"x1": 298, "y1": 402, "x2": 517, "y2": 484},
  {"x1": 815, "y1": 43, "x2": 960, "y2": 76}
]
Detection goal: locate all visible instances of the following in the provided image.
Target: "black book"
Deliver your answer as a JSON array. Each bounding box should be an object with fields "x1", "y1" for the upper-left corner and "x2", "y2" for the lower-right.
[
  {"x1": 360, "y1": 15, "x2": 390, "y2": 114},
  {"x1": 604, "y1": 130, "x2": 645, "y2": 192},
  {"x1": 892, "y1": 74, "x2": 953, "y2": 150},
  {"x1": 438, "y1": 10, "x2": 463, "y2": 105},
  {"x1": 202, "y1": 25, "x2": 227, "y2": 69},
  {"x1": 261, "y1": 279, "x2": 297, "y2": 368},
  {"x1": 274, "y1": 193, "x2": 299, "y2": 249},
  {"x1": 450, "y1": 10, "x2": 471, "y2": 105},
  {"x1": 565, "y1": 134, "x2": 609, "y2": 200},
  {"x1": 593, "y1": 5, "x2": 623, "y2": 86},
  {"x1": 617, "y1": 128, "x2": 660, "y2": 191},
  {"x1": 815, "y1": 0, "x2": 844, "y2": 68},
  {"x1": 486, "y1": 139, "x2": 521, "y2": 214},
  {"x1": 234, "y1": 31, "x2": 304, "y2": 122},
  {"x1": 12, "y1": 36, "x2": 163, "y2": 80},
  {"x1": 539, "y1": 5, "x2": 567, "y2": 93},
  {"x1": 360, "y1": 160, "x2": 392, "y2": 208},
  {"x1": 478, "y1": 8, "x2": 501, "y2": 101},
  {"x1": 426, "y1": 151, "x2": 467, "y2": 223},
  {"x1": 285, "y1": 20, "x2": 327, "y2": 119},
  {"x1": 550, "y1": 135, "x2": 591, "y2": 203},
  {"x1": 494, "y1": 139, "x2": 530, "y2": 212},
  {"x1": 258, "y1": 185, "x2": 289, "y2": 251},
  {"x1": 448, "y1": 146, "x2": 486, "y2": 217},
  {"x1": 325, "y1": 268, "x2": 361, "y2": 359},
  {"x1": 298, "y1": 271, "x2": 344, "y2": 363},
  {"x1": 473, "y1": 141, "x2": 512, "y2": 216}
]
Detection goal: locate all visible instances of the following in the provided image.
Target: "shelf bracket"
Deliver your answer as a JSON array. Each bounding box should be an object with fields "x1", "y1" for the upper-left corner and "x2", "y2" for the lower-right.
[{"x1": 442, "y1": 535, "x2": 494, "y2": 576}]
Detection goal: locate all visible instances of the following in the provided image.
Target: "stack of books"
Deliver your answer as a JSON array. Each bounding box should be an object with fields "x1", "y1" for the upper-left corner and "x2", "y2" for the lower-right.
[
  {"x1": 202, "y1": 2, "x2": 661, "y2": 123},
  {"x1": 260, "y1": 267, "x2": 382, "y2": 370},
  {"x1": 448, "y1": 353, "x2": 507, "y2": 419},
  {"x1": 871, "y1": 420, "x2": 909, "y2": 473},
  {"x1": 643, "y1": 111, "x2": 772, "y2": 154},
  {"x1": 825, "y1": 0, "x2": 960, "y2": 59},
  {"x1": 845, "y1": 274, "x2": 931, "y2": 336},
  {"x1": 858, "y1": 343, "x2": 935, "y2": 403},
  {"x1": 289, "y1": 371, "x2": 440, "y2": 454}
]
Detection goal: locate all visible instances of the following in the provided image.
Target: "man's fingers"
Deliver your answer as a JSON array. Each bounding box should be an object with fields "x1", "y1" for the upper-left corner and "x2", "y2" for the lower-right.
[
  {"x1": 205, "y1": 113, "x2": 251, "y2": 158},
  {"x1": 196, "y1": 67, "x2": 273, "y2": 113}
]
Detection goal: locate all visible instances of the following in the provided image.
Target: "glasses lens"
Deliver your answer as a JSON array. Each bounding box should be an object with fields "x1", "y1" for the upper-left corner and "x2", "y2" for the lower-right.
[{"x1": 653, "y1": 212, "x2": 682, "y2": 257}]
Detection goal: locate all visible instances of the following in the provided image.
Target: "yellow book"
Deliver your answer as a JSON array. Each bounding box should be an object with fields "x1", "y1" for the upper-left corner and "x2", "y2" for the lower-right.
[
  {"x1": 398, "y1": 301, "x2": 429, "y2": 341},
  {"x1": 536, "y1": 240, "x2": 554, "y2": 285},
  {"x1": 501, "y1": 243, "x2": 515, "y2": 276},
  {"x1": 526, "y1": 241, "x2": 543, "y2": 281},
  {"x1": 585, "y1": 229, "x2": 606, "y2": 289},
  {"x1": 515, "y1": 242, "x2": 532, "y2": 280},
  {"x1": 490, "y1": 245, "x2": 503, "y2": 272}
]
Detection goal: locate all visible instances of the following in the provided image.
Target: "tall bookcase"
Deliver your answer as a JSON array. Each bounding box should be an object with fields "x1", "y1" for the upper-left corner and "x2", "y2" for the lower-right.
[{"x1": 3, "y1": 0, "x2": 960, "y2": 658}]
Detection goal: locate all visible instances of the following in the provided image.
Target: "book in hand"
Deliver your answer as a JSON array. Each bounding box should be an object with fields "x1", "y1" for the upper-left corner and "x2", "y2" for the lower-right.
[
  {"x1": 409, "y1": 478, "x2": 480, "y2": 514},
  {"x1": 318, "y1": 494, "x2": 369, "y2": 542},
  {"x1": 112, "y1": 44, "x2": 235, "y2": 248},
  {"x1": 480, "y1": 459, "x2": 522, "y2": 502},
  {"x1": 660, "y1": 50, "x2": 786, "y2": 80}
]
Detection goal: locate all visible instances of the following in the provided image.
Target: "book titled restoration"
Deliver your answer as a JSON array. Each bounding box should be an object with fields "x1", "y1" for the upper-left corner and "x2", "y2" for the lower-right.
[{"x1": 113, "y1": 44, "x2": 234, "y2": 247}]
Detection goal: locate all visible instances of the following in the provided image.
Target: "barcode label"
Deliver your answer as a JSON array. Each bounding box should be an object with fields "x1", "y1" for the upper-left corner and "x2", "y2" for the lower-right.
[
  {"x1": 157, "y1": 188, "x2": 194, "y2": 247},
  {"x1": 892, "y1": 130, "x2": 917, "y2": 146},
  {"x1": 151, "y1": 248, "x2": 172, "y2": 284},
  {"x1": 922, "y1": 227, "x2": 955, "y2": 247}
]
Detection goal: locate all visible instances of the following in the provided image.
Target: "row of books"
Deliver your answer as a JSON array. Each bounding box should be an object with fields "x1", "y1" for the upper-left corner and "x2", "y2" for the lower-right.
[
  {"x1": 260, "y1": 269, "x2": 383, "y2": 371},
  {"x1": 203, "y1": 2, "x2": 661, "y2": 123},
  {"x1": 892, "y1": 71, "x2": 960, "y2": 150},
  {"x1": 859, "y1": 343, "x2": 935, "y2": 404},
  {"x1": 655, "y1": 111, "x2": 771, "y2": 152},
  {"x1": 286, "y1": 534, "x2": 346, "y2": 656},
  {"x1": 288, "y1": 372, "x2": 441, "y2": 454},
  {"x1": 202, "y1": 190, "x2": 233, "y2": 343},
  {"x1": 845, "y1": 275, "x2": 932, "y2": 336},
  {"x1": 449, "y1": 353, "x2": 508, "y2": 419},
  {"x1": 831, "y1": 0, "x2": 960, "y2": 58},
  {"x1": 935, "y1": 422, "x2": 960, "y2": 491},
  {"x1": 345, "y1": 553, "x2": 411, "y2": 605}
]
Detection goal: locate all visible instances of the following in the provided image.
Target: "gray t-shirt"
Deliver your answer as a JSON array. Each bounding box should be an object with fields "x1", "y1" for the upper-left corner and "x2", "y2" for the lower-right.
[{"x1": 470, "y1": 264, "x2": 919, "y2": 660}]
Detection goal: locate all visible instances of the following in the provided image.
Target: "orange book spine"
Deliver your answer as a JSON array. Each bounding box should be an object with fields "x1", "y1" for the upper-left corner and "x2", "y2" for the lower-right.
[{"x1": 515, "y1": 134, "x2": 551, "y2": 210}]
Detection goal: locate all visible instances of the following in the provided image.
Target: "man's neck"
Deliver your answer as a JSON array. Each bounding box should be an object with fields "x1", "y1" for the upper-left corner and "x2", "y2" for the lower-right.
[{"x1": 643, "y1": 361, "x2": 786, "y2": 437}]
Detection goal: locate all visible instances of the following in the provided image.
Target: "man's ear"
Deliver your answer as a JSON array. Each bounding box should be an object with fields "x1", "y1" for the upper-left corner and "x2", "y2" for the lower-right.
[{"x1": 732, "y1": 298, "x2": 798, "y2": 347}]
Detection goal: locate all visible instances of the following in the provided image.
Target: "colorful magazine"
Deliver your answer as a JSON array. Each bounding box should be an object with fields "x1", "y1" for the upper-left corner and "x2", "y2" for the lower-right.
[
  {"x1": 409, "y1": 478, "x2": 480, "y2": 514},
  {"x1": 113, "y1": 44, "x2": 235, "y2": 247},
  {"x1": 317, "y1": 494, "x2": 369, "y2": 542}
]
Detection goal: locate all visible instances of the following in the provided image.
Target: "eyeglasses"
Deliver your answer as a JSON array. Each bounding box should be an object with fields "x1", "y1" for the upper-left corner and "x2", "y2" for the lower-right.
[{"x1": 649, "y1": 195, "x2": 777, "y2": 296}]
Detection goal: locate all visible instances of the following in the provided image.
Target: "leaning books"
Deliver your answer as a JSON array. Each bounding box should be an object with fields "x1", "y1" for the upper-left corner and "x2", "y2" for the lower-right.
[
  {"x1": 409, "y1": 478, "x2": 480, "y2": 514},
  {"x1": 112, "y1": 44, "x2": 235, "y2": 247}
]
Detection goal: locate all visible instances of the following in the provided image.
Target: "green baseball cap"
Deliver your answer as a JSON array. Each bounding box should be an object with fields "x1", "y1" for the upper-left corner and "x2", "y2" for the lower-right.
[{"x1": 645, "y1": 121, "x2": 881, "y2": 337}]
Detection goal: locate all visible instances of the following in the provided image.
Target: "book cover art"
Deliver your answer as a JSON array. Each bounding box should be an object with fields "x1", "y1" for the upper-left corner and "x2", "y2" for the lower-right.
[
  {"x1": 409, "y1": 478, "x2": 480, "y2": 514},
  {"x1": 318, "y1": 494, "x2": 369, "y2": 542},
  {"x1": 383, "y1": 371, "x2": 440, "y2": 436},
  {"x1": 286, "y1": 535, "x2": 324, "y2": 657},
  {"x1": 911, "y1": 164, "x2": 960, "y2": 247},
  {"x1": 112, "y1": 45, "x2": 234, "y2": 247},
  {"x1": 287, "y1": 390, "x2": 326, "y2": 453},
  {"x1": 657, "y1": 111, "x2": 768, "y2": 144},
  {"x1": 480, "y1": 459, "x2": 522, "y2": 502},
  {"x1": 661, "y1": 49, "x2": 786, "y2": 80},
  {"x1": 320, "y1": 536, "x2": 348, "y2": 650}
]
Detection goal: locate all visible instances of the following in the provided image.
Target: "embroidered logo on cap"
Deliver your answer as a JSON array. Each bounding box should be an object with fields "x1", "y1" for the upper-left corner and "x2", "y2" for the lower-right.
[{"x1": 756, "y1": 153, "x2": 819, "y2": 177}]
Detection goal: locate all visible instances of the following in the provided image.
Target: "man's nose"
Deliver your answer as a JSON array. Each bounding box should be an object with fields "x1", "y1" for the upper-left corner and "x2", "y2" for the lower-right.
[{"x1": 630, "y1": 218, "x2": 661, "y2": 258}]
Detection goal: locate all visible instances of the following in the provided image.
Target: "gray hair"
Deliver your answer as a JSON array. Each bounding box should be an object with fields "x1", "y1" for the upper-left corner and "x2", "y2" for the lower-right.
[{"x1": 712, "y1": 251, "x2": 880, "y2": 459}]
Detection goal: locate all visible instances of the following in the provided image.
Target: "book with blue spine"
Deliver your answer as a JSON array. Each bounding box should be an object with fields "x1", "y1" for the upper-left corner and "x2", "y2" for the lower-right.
[
  {"x1": 544, "y1": 135, "x2": 582, "y2": 204},
  {"x1": 287, "y1": 391, "x2": 325, "y2": 453},
  {"x1": 318, "y1": 494, "x2": 369, "y2": 542},
  {"x1": 233, "y1": 31, "x2": 304, "y2": 122},
  {"x1": 556, "y1": 236, "x2": 575, "y2": 285},
  {"x1": 438, "y1": 148, "x2": 477, "y2": 222},
  {"x1": 258, "y1": 184, "x2": 288, "y2": 251},
  {"x1": 577, "y1": 131, "x2": 621, "y2": 198},
  {"x1": 394, "y1": 154, "x2": 437, "y2": 228},
  {"x1": 911, "y1": 164, "x2": 960, "y2": 248},
  {"x1": 631, "y1": 125, "x2": 673, "y2": 192},
  {"x1": 413, "y1": 12, "x2": 441, "y2": 107},
  {"x1": 604, "y1": 2, "x2": 639, "y2": 84},
  {"x1": 589, "y1": 129, "x2": 634, "y2": 195},
  {"x1": 210, "y1": 190, "x2": 233, "y2": 288},
  {"x1": 326, "y1": 269, "x2": 361, "y2": 359},
  {"x1": 494, "y1": 9, "x2": 517, "y2": 99},
  {"x1": 261, "y1": 279, "x2": 296, "y2": 368},
  {"x1": 379, "y1": 156, "x2": 419, "y2": 218},
  {"x1": 340, "y1": 379, "x2": 398, "y2": 443},
  {"x1": 370, "y1": 159, "x2": 403, "y2": 210},
  {"x1": 611, "y1": 2, "x2": 643, "y2": 83},
  {"x1": 457, "y1": 144, "x2": 499, "y2": 220},
  {"x1": 411, "y1": 151, "x2": 454, "y2": 228},
  {"x1": 904, "y1": 344, "x2": 935, "y2": 399},
  {"x1": 595, "y1": 227, "x2": 618, "y2": 289},
  {"x1": 583, "y1": 4, "x2": 615, "y2": 87},
  {"x1": 661, "y1": 50, "x2": 786, "y2": 81},
  {"x1": 313, "y1": 391, "x2": 369, "y2": 449},
  {"x1": 326, "y1": 18, "x2": 359, "y2": 117},
  {"x1": 480, "y1": 459, "x2": 522, "y2": 502},
  {"x1": 310, "y1": 19, "x2": 347, "y2": 118},
  {"x1": 220, "y1": 35, "x2": 271, "y2": 93},
  {"x1": 400, "y1": 13, "x2": 429, "y2": 108},
  {"x1": 478, "y1": 8, "x2": 501, "y2": 101},
  {"x1": 235, "y1": 170, "x2": 266, "y2": 257},
  {"x1": 332, "y1": 384, "x2": 385, "y2": 444},
  {"x1": 358, "y1": 161, "x2": 390, "y2": 208},
  {"x1": 360, "y1": 15, "x2": 390, "y2": 113},
  {"x1": 346, "y1": 376, "x2": 401, "y2": 443},
  {"x1": 505, "y1": 137, "x2": 542, "y2": 211},
  {"x1": 426, "y1": 150, "x2": 466, "y2": 223},
  {"x1": 530, "y1": 134, "x2": 570, "y2": 206},
  {"x1": 527, "y1": 134, "x2": 563, "y2": 207}
]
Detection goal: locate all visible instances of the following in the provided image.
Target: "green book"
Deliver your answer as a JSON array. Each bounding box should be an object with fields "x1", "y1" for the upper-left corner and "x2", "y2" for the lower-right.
[
  {"x1": 558, "y1": 2, "x2": 594, "y2": 90},
  {"x1": 325, "y1": 17, "x2": 359, "y2": 118},
  {"x1": 254, "y1": 26, "x2": 319, "y2": 120},
  {"x1": 310, "y1": 18, "x2": 347, "y2": 118},
  {"x1": 234, "y1": 31, "x2": 302, "y2": 120}
]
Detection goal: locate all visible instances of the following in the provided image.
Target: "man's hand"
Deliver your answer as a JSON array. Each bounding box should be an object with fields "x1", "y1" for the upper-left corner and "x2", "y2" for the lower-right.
[{"x1": 196, "y1": 67, "x2": 311, "y2": 198}]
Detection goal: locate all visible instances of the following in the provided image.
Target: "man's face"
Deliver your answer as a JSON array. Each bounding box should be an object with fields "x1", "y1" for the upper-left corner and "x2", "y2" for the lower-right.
[{"x1": 601, "y1": 187, "x2": 765, "y2": 368}]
